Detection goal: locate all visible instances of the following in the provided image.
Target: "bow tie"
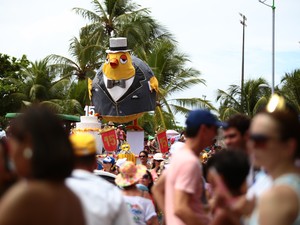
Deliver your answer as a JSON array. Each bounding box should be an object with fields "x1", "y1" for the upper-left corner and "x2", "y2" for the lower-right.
[{"x1": 107, "y1": 79, "x2": 126, "y2": 89}]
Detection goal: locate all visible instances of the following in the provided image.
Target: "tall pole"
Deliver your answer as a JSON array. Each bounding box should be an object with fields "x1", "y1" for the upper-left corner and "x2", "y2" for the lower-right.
[
  {"x1": 271, "y1": 0, "x2": 275, "y2": 94},
  {"x1": 240, "y1": 13, "x2": 247, "y2": 110},
  {"x1": 259, "y1": 0, "x2": 275, "y2": 94}
]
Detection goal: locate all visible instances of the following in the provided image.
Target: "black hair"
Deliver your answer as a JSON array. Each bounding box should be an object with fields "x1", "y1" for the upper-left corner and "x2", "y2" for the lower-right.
[
  {"x1": 224, "y1": 114, "x2": 251, "y2": 136},
  {"x1": 139, "y1": 150, "x2": 148, "y2": 158},
  {"x1": 0, "y1": 137, "x2": 11, "y2": 172},
  {"x1": 185, "y1": 126, "x2": 200, "y2": 138},
  {"x1": 185, "y1": 124, "x2": 213, "y2": 138},
  {"x1": 0, "y1": 137, "x2": 17, "y2": 197},
  {"x1": 145, "y1": 170, "x2": 154, "y2": 194},
  {"x1": 122, "y1": 183, "x2": 137, "y2": 190},
  {"x1": 75, "y1": 155, "x2": 96, "y2": 166},
  {"x1": 205, "y1": 150, "x2": 250, "y2": 196},
  {"x1": 9, "y1": 105, "x2": 74, "y2": 181}
]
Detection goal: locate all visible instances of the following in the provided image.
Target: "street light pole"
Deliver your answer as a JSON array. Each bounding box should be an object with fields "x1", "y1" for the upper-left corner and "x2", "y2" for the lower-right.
[
  {"x1": 271, "y1": 0, "x2": 275, "y2": 94},
  {"x1": 240, "y1": 13, "x2": 247, "y2": 110},
  {"x1": 259, "y1": 0, "x2": 275, "y2": 94}
]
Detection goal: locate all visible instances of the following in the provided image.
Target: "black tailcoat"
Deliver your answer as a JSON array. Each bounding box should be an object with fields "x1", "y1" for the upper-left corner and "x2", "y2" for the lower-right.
[{"x1": 91, "y1": 56, "x2": 157, "y2": 117}]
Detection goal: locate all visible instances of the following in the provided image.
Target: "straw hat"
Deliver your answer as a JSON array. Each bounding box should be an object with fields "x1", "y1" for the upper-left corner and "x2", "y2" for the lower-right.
[{"x1": 115, "y1": 161, "x2": 147, "y2": 187}]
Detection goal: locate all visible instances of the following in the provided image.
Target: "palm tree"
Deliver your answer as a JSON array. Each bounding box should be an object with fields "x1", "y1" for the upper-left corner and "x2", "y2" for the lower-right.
[
  {"x1": 47, "y1": 26, "x2": 102, "y2": 80},
  {"x1": 9, "y1": 58, "x2": 82, "y2": 115},
  {"x1": 139, "y1": 38, "x2": 214, "y2": 130},
  {"x1": 279, "y1": 69, "x2": 300, "y2": 112},
  {"x1": 67, "y1": 1, "x2": 211, "y2": 129},
  {"x1": 47, "y1": 26, "x2": 104, "y2": 107},
  {"x1": 216, "y1": 77, "x2": 271, "y2": 120},
  {"x1": 0, "y1": 54, "x2": 31, "y2": 117},
  {"x1": 73, "y1": 0, "x2": 167, "y2": 54}
]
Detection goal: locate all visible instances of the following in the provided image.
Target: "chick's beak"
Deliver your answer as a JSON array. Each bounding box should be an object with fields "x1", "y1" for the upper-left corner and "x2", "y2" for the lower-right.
[{"x1": 110, "y1": 58, "x2": 119, "y2": 69}]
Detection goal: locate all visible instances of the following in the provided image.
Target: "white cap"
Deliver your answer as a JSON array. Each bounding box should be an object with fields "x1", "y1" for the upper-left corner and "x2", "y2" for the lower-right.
[
  {"x1": 116, "y1": 158, "x2": 127, "y2": 168},
  {"x1": 153, "y1": 153, "x2": 164, "y2": 161}
]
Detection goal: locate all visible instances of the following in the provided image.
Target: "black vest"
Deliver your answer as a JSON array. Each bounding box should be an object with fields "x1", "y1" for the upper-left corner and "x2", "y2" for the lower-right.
[{"x1": 91, "y1": 56, "x2": 157, "y2": 117}]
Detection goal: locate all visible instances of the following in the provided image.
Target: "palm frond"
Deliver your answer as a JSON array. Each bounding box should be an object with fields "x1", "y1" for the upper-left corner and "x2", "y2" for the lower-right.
[{"x1": 73, "y1": 7, "x2": 105, "y2": 23}]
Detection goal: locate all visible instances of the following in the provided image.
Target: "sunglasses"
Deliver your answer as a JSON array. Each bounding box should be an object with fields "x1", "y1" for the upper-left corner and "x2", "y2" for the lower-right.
[
  {"x1": 249, "y1": 133, "x2": 278, "y2": 147},
  {"x1": 139, "y1": 155, "x2": 147, "y2": 158},
  {"x1": 224, "y1": 133, "x2": 237, "y2": 139},
  {"x1": 142, "y1": 174, "x2": 150, "y2": 179}
]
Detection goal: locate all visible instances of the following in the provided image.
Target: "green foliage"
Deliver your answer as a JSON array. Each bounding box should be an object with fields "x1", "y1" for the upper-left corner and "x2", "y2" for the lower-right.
[
  {"x1": 216, "y1": 77, "x2": 271, "y2": 120},
  {"x1": 0, "y1": 54, "x2": 29, "y2": 79},
  {"x1": 144, "y1": 38, "x2": 214, "y2": 129},
  {"x1": 0, "y1": 54, "x2": 30, "y2": 125},
  {"x1": 279, "y1": 69, "x2": 300, "y2": 112},
  {"x1": 3, "y1": 57, "x2": 83, "y2": 116}
]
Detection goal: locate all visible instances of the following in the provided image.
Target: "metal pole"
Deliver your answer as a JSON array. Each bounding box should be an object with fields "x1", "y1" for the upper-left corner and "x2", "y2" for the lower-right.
[
  {"x1": 271, "y1": 0, "x2": 275, "y2": 94},
  {"x1": 259, "y1": 0, "x2": 275, "y2": 94},
  {"x1": 240, "y1": 13, "x2": 247, "y2": 110}
]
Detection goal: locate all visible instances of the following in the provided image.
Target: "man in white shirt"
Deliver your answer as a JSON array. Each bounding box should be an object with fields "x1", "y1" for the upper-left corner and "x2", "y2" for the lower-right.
[{"x1": 66, "y1": 133, "x2": 134, "y2": 225}]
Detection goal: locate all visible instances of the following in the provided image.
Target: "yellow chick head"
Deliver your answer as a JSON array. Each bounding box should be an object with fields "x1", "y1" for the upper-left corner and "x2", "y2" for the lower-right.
[
  {"x1": 121, "y1": 142, "x2": 131, "y2": 152},
  {"x1": 103, "y1": 52, "x2": 135, "y2": 80}
]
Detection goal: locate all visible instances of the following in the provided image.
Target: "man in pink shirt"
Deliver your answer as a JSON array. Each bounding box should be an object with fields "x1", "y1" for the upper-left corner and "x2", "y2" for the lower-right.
[{"x1": 153, "y1": 109, "x2": 223, "y2": 225}]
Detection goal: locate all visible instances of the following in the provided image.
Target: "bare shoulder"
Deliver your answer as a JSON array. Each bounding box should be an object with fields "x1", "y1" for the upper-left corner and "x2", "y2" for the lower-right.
[
  {"x1": 259, "y1": 186, "x2": 299, "y2": 225},
  {"x1": 261, "y1": 185, "x2": 298, "y2": 207},
  {"x1": 0, "y1": 181, "x2": 32, "y2": 225},
  {"x1": 0, "y1": 181, "x2": 30, "y2": 208},
  {"x1": 0, "y1": 181, "x2": 85, "y2": 225}
]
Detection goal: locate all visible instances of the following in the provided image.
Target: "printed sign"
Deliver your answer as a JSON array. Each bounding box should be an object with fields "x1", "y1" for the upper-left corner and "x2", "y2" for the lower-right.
[
  {"x1": 101, "y1": 129, "x2": 117, "y2": 152},
  {"x1": 157, "y1": 130, "x2": 168, "y2": 153}
]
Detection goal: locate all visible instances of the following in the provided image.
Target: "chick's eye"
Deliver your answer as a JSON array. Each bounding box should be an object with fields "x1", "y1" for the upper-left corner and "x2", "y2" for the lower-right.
[
  {"x1": 105, "y1": 58, "x2": 109, "y2": 64},
  {"x1": 120, "y1": 55, "x2": 127, "y2": 64}
]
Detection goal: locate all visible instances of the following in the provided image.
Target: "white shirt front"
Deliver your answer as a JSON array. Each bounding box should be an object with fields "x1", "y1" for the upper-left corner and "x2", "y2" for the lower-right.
[
  {"x1": 123, "y1": 196, "x2": 156, "y2": 225},
  {"x1": 103, "y1": 75, "x2": 134, "y2": 101},
  {"x1": 246, "y1": 170, "x2": 273, "y2": 200},
  {"x1": 66, "y1": 169, "x2": 134, "y2": 225}
]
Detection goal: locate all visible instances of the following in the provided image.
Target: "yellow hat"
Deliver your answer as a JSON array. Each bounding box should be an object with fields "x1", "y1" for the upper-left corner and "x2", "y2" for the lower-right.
[{"x1": 69, "y1": 133, "x2": 97, "y2": 156}]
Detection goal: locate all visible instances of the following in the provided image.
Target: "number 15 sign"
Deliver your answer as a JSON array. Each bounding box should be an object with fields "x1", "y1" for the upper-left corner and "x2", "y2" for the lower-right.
[
  {"x1": 101, "y1": 129, "x2": 117, "y2": 152},
  {"x1": 157, "y1": 130, "x2": 168, "y2": 153}
]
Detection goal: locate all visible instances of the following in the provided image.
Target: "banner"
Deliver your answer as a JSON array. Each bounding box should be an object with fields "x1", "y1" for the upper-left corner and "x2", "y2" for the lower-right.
[
  {"x1": 101, "y1": 129, "x2": 117, "y2": 152},
  {"x1": 157, "y1": 130, "x2": 168, "y2": 153}
]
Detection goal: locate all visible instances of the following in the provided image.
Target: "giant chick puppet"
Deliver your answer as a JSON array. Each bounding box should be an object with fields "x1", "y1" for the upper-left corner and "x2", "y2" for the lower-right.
[{"x1": 91, "y1": 37, "x2": 158, "y2": 124}]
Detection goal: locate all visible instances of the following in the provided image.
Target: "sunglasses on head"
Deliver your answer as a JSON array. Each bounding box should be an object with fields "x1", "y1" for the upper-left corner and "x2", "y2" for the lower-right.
[
  {"x1": 224, "y1": 133, "x2": 237, "y2": 139},
  {"x1": 249, "y1": 133, "x2": 278, "y2": 147}
]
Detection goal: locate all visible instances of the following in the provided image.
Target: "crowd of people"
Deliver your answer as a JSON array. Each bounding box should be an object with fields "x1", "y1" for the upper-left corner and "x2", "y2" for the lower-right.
[{"x1": 0, "y1": 93, "x2": 299, "y2": 225}]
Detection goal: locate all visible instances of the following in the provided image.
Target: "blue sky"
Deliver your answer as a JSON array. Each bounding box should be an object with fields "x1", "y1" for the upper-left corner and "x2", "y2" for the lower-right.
[{"x1": 1, "y1": 0, "x2": 300, "y2": 124}]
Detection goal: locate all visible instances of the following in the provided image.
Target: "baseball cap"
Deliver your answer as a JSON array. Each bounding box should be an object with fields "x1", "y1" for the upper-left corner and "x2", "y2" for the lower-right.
[
  {"x1": 186, "y1": 109, "x2": 225, "y2": 129},
  {"x1": 148, "y1": 135, "x2": 155, "y2": 141},
  {"x1": 69, "y1": 133, "x2": 97, "y2": 156},
  {"x1": 116, "y1": 158, "x2": 127, "y2": 168},
  {"x1": 103, "y1": 156, "x2": 115, "y2": 164}
]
